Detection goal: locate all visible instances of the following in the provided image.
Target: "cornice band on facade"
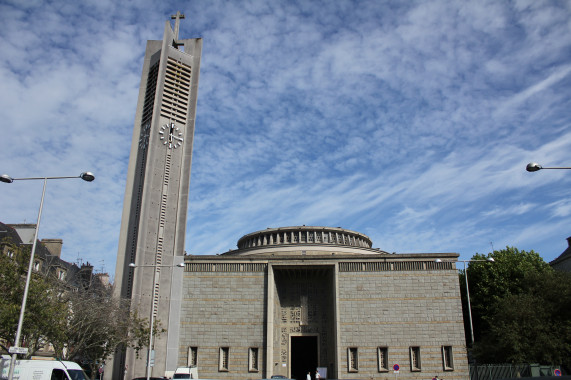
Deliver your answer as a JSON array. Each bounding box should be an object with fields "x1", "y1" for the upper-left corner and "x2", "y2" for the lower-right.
[{"x1": 184, "y1": 261, "x2": 453, "y2": 272}]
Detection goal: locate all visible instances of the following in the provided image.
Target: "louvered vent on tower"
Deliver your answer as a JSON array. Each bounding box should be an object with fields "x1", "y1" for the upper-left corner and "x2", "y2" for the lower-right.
[
  {"x1": 160, "y1": 57, "x2": 191, "y2": 125},
  {"x1": 142, "y1": 62, "x2": 160, "y2": 125}
]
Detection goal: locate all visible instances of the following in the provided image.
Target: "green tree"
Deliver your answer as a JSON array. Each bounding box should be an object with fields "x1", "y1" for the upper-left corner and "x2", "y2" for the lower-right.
[
  {"x1": 462, "y1": 247, "x2": 571, "y2": 367},
  {"x1": 482, "y1": 271, "x2": 571, "y2": 366},
  {"x1": 0, "y1": 240, "x2": 158, "y2": 378},
  {"x1": 0, "y1": 242, "x2": 67, "y2": 356},
  {"x1": 45, "y1": 283, "x2": 152, "y2": 378}
]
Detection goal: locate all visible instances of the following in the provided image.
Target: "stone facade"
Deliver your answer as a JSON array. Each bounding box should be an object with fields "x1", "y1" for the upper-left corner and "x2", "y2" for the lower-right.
[
  {"x1": 179, "y1": 226, "x2": 469, "y2": 380},
  {"x1": 181, "y1": 267, "x2": 267, "y2": 376}
]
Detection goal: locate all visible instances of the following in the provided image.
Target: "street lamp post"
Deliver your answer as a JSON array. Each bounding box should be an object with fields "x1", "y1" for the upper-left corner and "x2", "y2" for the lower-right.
[
  {"x1": 129, "y1": 262, "x2": 184, "y2": 380},
  {"x1": 0, "y1": 172, "x2": 95, "y2": 380},
  {"x1": 435, "y1": 257, "x2": 494, "y2": 346},
  {"x1": 526, "y1": 162, "x2": 571, "y2": 172}
]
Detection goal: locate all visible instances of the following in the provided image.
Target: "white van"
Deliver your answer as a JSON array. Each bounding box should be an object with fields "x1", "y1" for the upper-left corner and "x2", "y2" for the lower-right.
[
  {"x1": 173, "y1": 365, "x2": 198, "y2": 379},
  {"x1": 0, "y1": 357, "x2": 88, "y2": 380}
]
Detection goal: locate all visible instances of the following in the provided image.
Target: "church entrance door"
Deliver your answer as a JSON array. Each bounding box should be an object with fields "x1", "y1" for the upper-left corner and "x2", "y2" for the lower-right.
[{"x1": 290, "y1": 336, "x2": 318, "y2": 380}]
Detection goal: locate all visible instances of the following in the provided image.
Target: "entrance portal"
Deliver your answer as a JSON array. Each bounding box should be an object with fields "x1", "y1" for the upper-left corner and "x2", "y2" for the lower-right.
[{"x1": 291, "y1": 336, "x2": 318, "y2": 380}]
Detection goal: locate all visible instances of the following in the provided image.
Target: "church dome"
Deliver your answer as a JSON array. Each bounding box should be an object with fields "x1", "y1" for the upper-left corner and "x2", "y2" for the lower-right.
[{"x1": 237, "y1": 226, "x2": 372, "y2": 249}]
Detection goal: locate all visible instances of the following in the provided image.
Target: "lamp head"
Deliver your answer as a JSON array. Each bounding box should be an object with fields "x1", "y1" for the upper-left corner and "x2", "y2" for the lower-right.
[
  {"x1": 176, "y1": 262, "x2": 185, "y2": 267},
  {"x1": 128, "y1": 263, "x2": 136, "y2": 268},
  {"x1": 80, "y1": 172, "x2": 95, "y2": 182},
  {"x1": 526, "y1": 162, "x2": 542, "y2": 172},
  {"x1": 487, "y1": 257, "x2": 495, "y2": 262},
  {"x1": 434, "y1": 259, "x2": 442, "y2": 263},
  {"x1": 0, "y1": 174, "x2": 14, "y2": 183}
]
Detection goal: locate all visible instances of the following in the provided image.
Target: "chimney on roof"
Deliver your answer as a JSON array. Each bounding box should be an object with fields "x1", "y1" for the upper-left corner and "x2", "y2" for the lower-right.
[
  {"x1": 96, "y1": 273, "x2": 111, "y2": 287},
  {"x1": 41, "y1": 239, "x2": 63, "y2": 258}
]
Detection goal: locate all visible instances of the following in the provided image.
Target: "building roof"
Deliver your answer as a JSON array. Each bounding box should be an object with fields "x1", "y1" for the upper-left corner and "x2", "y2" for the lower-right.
[
  {"x1": 0, "y1": 222, "x2": 23, "y2": 245},
  {"x1": 1, "y1": 221, "x2": 103, "y2": 291},
  {"x1": 549, "y1": 236, "x2": 571, "y2": 269},
  {"x1": 227, "y1": 226, "x2": 377, "y2": 256},
  {"x1": 189, "y1": 226, "x2": 458, "y2": 261}
]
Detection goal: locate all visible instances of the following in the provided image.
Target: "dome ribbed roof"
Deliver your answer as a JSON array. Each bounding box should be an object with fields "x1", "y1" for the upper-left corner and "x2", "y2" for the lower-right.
[{"x1": 237, "y1": 226, "x2": 372, "y2": 249}]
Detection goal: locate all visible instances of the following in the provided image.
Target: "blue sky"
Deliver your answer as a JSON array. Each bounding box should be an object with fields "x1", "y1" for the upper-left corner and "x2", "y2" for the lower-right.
[{"x1": 1, "y1": 0, "x2": 570, "y2": 278}]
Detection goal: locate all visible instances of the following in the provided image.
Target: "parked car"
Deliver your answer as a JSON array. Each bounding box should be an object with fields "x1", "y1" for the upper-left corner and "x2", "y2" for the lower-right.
[{"x1": 173, "y1": 365, "x2": 198, "y2": 379}]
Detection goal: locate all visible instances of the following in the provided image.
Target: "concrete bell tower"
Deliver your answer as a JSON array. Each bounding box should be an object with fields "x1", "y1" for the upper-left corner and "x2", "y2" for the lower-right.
[{"x1": 107, "y1": 12, "x2": 201, "y2": 380}]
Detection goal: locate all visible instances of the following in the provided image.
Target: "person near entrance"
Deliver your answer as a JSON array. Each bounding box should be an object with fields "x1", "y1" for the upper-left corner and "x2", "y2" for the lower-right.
[
  {"x1": 315, "y1": 370, "x2": 321, "y2": 380},
  {"x1": 307, "y1": 372, "x2": 311, "y2": 380}
]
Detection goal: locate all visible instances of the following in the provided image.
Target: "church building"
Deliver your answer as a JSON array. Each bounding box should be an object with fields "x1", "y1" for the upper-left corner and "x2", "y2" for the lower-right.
[
  {"x1": 178, "y1": 226, "x2": 469, "y2": 380},
  {"x1": 110, "y1": 13, "x2": 469, "y2": 380}
]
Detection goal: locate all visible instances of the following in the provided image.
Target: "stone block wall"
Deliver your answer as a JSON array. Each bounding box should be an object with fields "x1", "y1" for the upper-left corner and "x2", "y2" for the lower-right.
[
  {"x1": 337, "y1": 267, "x2": 468, "y2": 380},
  {"x1": 178, "y1": 255, "x2": 469, "y2": 380},
  {"x1": 179, "y1": 270, "x2": 267, "y2": 379}
]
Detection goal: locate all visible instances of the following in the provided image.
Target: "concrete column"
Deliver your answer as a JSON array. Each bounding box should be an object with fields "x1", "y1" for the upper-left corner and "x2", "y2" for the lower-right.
[
  {"x1": 266, "y1": 264, "x2": 275, "y2": 378},
  {"x1": 333, "y1": 262, "x2": 340, "y2": 379}
]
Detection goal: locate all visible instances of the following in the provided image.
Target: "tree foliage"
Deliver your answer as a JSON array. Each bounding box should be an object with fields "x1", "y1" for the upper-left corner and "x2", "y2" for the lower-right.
[
  {"x1": 0, "y1": 240, "x2": 153, "y2": 378},
  {"x1": 462, "y1": 247, "x2": 571, "y2": 368},
  {"x1": 0, "y1": 242, "x2": 67, "y2": 356},
  {"x1": 45, "y1": 283, "x2": 151, "y2": 377}
]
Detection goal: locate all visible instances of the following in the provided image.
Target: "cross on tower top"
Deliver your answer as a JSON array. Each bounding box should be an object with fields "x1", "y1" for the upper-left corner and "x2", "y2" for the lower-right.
[{"x1": 171, "y1": 11, "x2": 185, "y2": 41}]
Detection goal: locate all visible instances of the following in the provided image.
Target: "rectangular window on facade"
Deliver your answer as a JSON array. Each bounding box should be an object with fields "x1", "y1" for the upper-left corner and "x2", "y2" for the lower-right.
[
  {"x1": 348, "y1": 347, "x2": 358, "y2": 372},
  {"x1": 249, "y1": 347, "x2": 259, "y2": 372},
  {"x1": 188, "y1": 346, "x2": 197, "y2": 367},
  {"x1": 410, "y1": 347, "x2": 421, "y2": 371},
  {"x1": 377, "y1": 347, "x2": 388, "y2": 372},
  {"x1": 219, "y1": 347, "x2": 229, "y2": 371},
  {"x1": 442, "y1": 346, "x2": 454, "y2": 370}
]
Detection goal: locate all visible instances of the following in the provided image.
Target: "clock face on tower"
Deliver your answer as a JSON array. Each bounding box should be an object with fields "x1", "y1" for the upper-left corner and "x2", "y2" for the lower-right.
[
  {"x1": 139, "y1": 121, "x2": 151, "y2": 149},
  {"x1": 159, "y1": 122, "x2": 184, "y2": 149}
]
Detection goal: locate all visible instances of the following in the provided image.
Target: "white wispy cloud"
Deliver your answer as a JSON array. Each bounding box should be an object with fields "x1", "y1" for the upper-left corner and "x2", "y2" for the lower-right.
[{"x1": 1, "y1": 0, "x2": 570, "y2": 278}]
